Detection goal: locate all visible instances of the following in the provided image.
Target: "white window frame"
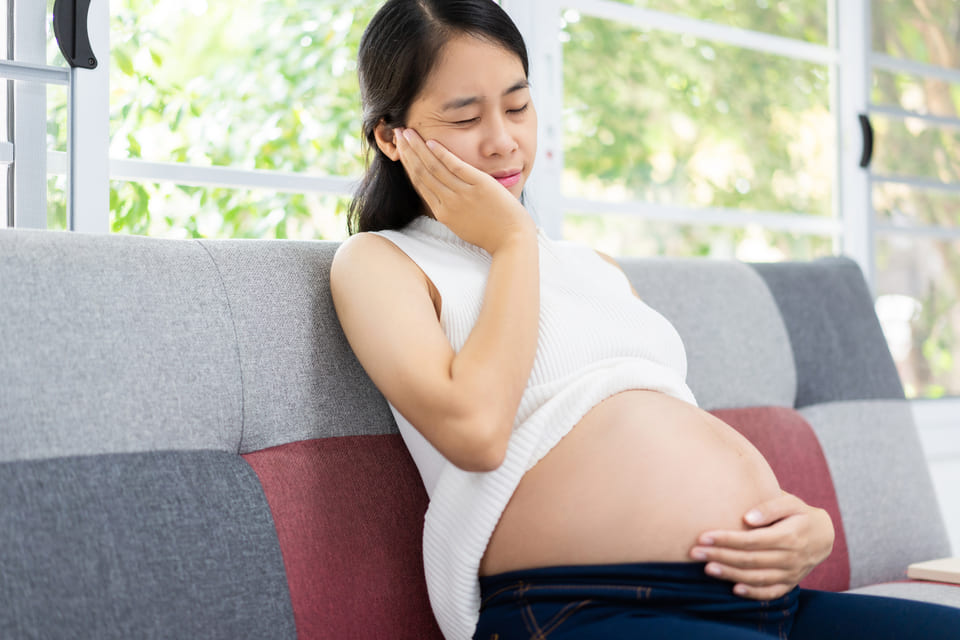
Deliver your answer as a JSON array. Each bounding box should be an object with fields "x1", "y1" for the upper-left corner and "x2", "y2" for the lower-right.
[
  {"x1": 1, "y1": 0, "x2": 108, "y2": 231},
  {"x1": 2, "y1": 0, "x2": 55, "y2": 229}
]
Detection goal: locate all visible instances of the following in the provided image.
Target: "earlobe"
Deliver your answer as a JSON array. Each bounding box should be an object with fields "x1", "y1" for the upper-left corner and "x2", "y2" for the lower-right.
[{"x1": 373, "y1": 120, "x2": 401, "y2": 162}]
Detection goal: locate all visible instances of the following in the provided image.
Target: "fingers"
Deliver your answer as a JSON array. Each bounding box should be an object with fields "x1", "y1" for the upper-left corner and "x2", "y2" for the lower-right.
[
  {"x1": 396, "y1": 128, "x2": 474, "y2": 192},
  {"x1": 694, "y1": 547, "x2": 800, "y2": 601},
  {"x1": 732, "y1": 582, "x2": 795, "y2": 601},
  {"x1": 705, "y1": 562, "x2": 792, "y2": 587},
  {"x1": 422, "y1": 136, "x2": 483, "y2": 186},
  {"x1": 695, "y1": 523, "x2": 801, "y2": 553},
  {"x1": 742, "y1": 491, "x2": 805, "y2": 527},
  {"x1": 692, "y1": 545, "x2": 791, "y2": 569},
  {"x1": 395, "y1": 129, "x2": 455, "y2": 208}
]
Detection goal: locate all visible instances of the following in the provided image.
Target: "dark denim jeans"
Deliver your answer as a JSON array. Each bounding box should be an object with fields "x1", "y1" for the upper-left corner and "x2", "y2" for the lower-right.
[{"x1": 476, "y1": 562, "x2": 960, "y2": 640}]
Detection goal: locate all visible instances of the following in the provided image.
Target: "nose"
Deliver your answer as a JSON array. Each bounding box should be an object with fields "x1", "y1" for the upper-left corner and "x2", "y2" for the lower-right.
[{"x1": 479, "y1": 115, "x2": 518, "y2": 158}]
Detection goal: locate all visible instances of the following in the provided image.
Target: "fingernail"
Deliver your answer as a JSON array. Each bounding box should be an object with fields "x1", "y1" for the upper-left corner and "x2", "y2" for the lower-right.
[
  {"x1": 745, "y1": 510, "x2": 762, "y2": 524},
  {"x1": 426, "y1": 140, "x2": 437, "y2": 150},
  {"x1": 734, "y1": 585, "x2": 748, "y2": 596},
  {"x1": 700, "y1": 536, "x2": 714, "y2": 545},
  {"x1": 403, "y1": 129, "x2": 414, "y2": 141},
  {"x1": 691, "y1": 550, "x2": 707, "y2": 561},
  {"x1": 706, "y1": 565, "x2": 722, "y2": 577}
]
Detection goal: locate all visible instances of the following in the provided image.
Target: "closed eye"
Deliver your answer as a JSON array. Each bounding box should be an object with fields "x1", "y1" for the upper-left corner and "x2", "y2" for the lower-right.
[
  {"x1": 508, "y1": 103, "x2": 530, "y2": 115},
  {"x1": 453, "y1": 117, "x2": 479, "y2": 126}
]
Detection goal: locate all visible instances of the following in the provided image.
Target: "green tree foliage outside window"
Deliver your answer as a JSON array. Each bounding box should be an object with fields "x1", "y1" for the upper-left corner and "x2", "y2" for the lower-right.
[{"x1": 106, "y1": 0, "x2": 376, "y2": 239}]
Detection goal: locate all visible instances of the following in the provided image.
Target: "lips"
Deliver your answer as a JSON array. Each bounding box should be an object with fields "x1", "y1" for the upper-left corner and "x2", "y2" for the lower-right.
[{"x1": 492, "y1": 170, "x2": 522, "y2": 188}]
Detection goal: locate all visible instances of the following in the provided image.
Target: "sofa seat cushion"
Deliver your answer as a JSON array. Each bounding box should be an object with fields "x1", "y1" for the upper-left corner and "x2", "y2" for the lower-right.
[
  {"x1": 244, "y1": 435, "x2": 443, "y2": 640},
  {"x1": 800, "y1": 400, "x2": 950, "y2": 588},
  {"x1": 846, "y1": 580, "x2": 960, "y2": 608},
  {"x1": 0, "y1": 449, "x2": 295, "y2": 639},
  {"x1": 711, "y1": 406, "x2": 850, "y2": 591}
]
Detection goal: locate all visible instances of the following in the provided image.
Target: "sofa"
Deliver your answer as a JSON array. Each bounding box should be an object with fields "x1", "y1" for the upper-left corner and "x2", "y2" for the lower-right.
[{"x1": 0, "y1": 227, "x2": 956, "y2": 639}]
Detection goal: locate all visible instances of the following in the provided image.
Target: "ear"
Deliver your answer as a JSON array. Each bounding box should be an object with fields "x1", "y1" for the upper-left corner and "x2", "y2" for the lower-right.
[{"x1": 373, "y1": 120, "x2": 400, "y2": 161}]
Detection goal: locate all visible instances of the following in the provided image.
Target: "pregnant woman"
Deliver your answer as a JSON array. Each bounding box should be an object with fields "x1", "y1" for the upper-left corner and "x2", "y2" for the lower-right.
[{"x1": 330, "y1": 1, "x2": 960, "y2": 638}]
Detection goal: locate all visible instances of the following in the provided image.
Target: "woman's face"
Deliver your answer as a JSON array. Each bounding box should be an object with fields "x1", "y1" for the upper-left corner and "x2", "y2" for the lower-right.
[{"x1": 403, "y1": 34, "x2": 537, "y2": 199}]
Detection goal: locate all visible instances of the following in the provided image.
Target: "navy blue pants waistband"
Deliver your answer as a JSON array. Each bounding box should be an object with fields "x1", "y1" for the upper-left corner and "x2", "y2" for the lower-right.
[
  {"x1": 477, "y1": 561, "x2": 798, "y2": 639},
  {"x1": 475, "y1": 561, "x2": 960, "y2": 640}
]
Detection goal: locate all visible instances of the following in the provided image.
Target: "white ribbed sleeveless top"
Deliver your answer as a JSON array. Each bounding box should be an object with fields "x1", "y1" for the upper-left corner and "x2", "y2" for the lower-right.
[{"x1": 371, "y1": 215, "x2": 696, "y2": 640}]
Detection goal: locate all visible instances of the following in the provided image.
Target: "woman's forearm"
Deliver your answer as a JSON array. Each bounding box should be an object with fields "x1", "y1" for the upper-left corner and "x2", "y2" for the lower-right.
[{"x1": 446, "y1": 227, "x2": 540, "y2": 469}]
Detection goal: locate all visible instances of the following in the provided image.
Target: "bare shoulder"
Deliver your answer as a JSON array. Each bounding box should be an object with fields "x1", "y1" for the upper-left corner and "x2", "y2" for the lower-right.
[
  {"x1": 331, "y1": 232, "x2": 424, "y2": 296},
  {"x1": 332, "y1": 231, "x2": 407, "y2": 277},
  {"x1": 594, "y1": 249, "x2": 620, "y2": 269},
  {"x1": 593, "y1": 249, "x2": 642, "y2": 300}
]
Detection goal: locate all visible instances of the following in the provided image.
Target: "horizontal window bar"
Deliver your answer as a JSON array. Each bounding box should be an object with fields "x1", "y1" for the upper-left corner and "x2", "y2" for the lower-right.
[
  {"x1": 558, "y1": 0, "x2": 837, "y2": 65},
  {"x1": 48, "y1": 152, "x2": 358, "y2": 195},
  {"x1": 561, "y1": 196, "x2": 840, "y2": 235},
  {"x1": 109, "y1": 159, "x2": 358, "y2": 194},
  {"x1": 869, "y1": 104, "x2": 960, "y2": 130},
  {"x1": 0, "y1": 60, "x2": 69, "y2": 85},
  {"x1": 871, "y1": 53, "x2": 960, "y2": 85},
  {"x1": 871, "y1": 173, "x2": 960, "y2": 194},
  {"x1": 875, "y1": 221, "x2": 960, "y2": 240}
]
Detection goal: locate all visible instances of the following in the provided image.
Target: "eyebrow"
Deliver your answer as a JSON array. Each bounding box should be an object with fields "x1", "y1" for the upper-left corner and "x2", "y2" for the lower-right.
[{"x1": 440, "y1": 79, "x2": 530, "y2": 112}]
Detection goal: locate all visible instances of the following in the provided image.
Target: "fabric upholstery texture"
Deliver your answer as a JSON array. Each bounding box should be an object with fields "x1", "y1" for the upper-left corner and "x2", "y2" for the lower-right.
[
  {"x1": 0, "y1": 230, "x2": 242, "y2": 461},
  {"x1": 0, "y1": 450, "x2": 295, "y2": 639},
  {"x1": 618, "y1": 258, "x2": 797, "y2": 410},
  {"x1": 243, "y1": 435, "x2": 443, "y2": 640},
  {"x1": 800, "y1": 400, "x2": 951, "y2": 587},
  {"x1": 710, "y1": 407, "x2": 850, "y2": 591},
  {"x1": 846, "y1": 581, "x2": 960, "y2": 609},
  {"x1": 752, "y1": 258, "x2": 905, "y2": 407},
  {"x1": 200, "y1": 240, "x2": 397, "y2": 453}
]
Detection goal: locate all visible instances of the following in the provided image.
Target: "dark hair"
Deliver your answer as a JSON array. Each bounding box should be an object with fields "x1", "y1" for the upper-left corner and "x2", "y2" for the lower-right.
[{"x1": 348, "y1": 0, "x2": 529, "y2": 234}]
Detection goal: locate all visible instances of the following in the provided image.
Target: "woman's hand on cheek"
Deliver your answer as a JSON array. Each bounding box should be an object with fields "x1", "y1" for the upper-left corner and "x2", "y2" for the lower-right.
[
  {"x1": 395, "y1": 128, "x2": 533, "y2": 254},
  {"x1": 688, "y1": 491, "x2": 835, "y2": 601}
]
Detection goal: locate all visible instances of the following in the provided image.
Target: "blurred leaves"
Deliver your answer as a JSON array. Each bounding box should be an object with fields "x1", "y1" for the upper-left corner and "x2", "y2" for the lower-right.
[{"x1": 105, "y1": 0, "x2": 376, "y2": 239}]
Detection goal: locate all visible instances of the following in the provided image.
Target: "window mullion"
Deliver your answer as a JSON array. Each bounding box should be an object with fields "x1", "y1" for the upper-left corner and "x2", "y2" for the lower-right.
[
  {"x1": 11, "y1": 0, "x2": 46, "y2": 229},
  {"x1": 68, "y1": 0, "x2": 109, "y2": 233},
  {"x1": 503, "y1": 0, "x2": 564, "y2": 239},
  {"x1": 835, "y1": 0, "x2": 874, "y2": 289}
]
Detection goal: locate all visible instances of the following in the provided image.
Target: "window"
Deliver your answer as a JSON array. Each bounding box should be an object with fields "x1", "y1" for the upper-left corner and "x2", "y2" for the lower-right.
[
  {"x1": 506, "y1": 0, "x2": 960, "y2": 400},
  {"x1": 869, "y1": 0, "x2": 960, "y2": 398},
  {"x1": 0, "y1": 0, "x2": 71, "y2": 229},
  {"x1": 557, "y1": 5, "x2": 835, "y2": 260},
  {"x1": 98, "y1": 0, "x2": 377, "y2": 240}
]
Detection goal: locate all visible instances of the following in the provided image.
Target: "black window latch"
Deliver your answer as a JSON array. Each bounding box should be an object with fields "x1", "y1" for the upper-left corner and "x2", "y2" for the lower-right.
[{"x1": 52, "y1": 0, "x2": 97, "y2": 69}]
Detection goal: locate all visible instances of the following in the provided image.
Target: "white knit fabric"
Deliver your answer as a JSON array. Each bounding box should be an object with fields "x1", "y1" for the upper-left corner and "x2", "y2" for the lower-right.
[{"x1": 371, "y1": 215, "x2": 696, "y2": 640}]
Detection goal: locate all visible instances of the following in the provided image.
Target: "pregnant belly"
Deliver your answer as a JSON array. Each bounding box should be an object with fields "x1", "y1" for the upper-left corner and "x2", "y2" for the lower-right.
[{"x1": 479, "y1": 389, "x2": 782, "y2": 576}]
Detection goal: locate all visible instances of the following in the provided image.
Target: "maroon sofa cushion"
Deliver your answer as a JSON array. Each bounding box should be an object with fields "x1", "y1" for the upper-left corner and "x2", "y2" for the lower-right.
[
  {"x1": 712, "y1": 406, "x2": 851, "y2": 591},
  {"x1": 244, "y1": 435, "x2": 443, "y2": 640}
]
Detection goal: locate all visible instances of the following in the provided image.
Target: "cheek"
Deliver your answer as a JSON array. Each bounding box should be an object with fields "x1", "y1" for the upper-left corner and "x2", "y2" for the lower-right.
[{"x1": 435, "y1": 133, "x2": 481, "y2": 167}]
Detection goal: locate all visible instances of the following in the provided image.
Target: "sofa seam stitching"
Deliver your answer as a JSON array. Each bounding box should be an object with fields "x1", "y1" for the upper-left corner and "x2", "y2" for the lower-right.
[{"x1": 197, "y1": 239, "x2": 246, "y2": 455}]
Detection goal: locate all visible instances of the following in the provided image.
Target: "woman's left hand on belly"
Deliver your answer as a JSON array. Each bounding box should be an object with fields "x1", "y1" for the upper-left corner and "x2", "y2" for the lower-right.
[{"x1": 687, "y1": 491, "x2": 835, "y2": 601}]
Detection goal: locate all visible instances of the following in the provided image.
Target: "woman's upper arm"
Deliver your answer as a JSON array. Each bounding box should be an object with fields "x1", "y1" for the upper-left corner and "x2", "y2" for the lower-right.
[{"x1": 330, "y1": 233, "x2": 490, "y2": 468}]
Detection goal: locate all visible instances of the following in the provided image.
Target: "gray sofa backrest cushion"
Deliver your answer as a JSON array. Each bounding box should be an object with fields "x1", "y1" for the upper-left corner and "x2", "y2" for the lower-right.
[{"x1": 0, "y1": 230, "x2": 242, "y2": 461}]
